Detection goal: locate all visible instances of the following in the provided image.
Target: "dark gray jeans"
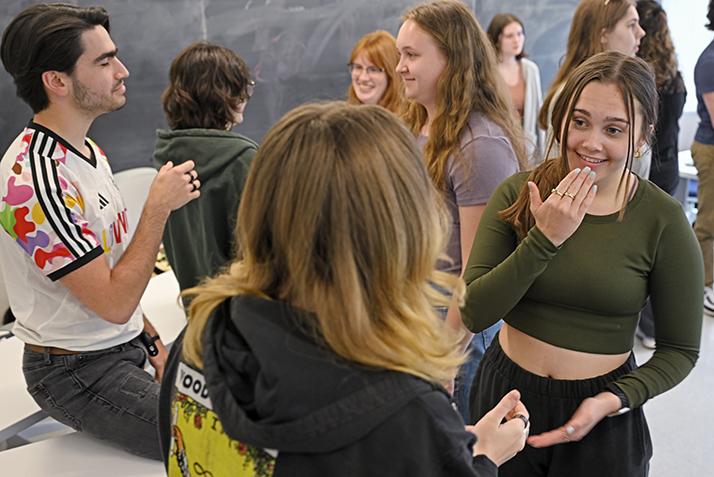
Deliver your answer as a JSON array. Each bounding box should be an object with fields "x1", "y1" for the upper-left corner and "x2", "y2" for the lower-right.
[{"x1": 22, "y1": 336, "x2": 162, "y2": 460}]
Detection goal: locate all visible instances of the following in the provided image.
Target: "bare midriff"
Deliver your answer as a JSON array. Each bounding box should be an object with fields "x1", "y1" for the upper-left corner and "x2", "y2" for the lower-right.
[{"x1": 499, "y1": 322, "x2": 630, "y2": 380}]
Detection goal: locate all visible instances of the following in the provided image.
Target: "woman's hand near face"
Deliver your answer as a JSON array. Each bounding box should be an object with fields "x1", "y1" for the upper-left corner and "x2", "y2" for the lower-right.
[
  {"x1": 527, "y1": 167, "x2": 597, "y2": 247},
  {"x1": 468, "y1": 390, "x2": 529, "y2": 466}
]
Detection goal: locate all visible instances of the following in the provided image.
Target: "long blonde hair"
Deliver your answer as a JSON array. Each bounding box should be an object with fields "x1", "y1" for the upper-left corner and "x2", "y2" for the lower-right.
[
  {"x1": 347, "y1": 30, "x2": 404, "y2": 114},
  {"x1": 182, "y1": 102, "x2": 464, "y2": 383},
  {"x1": 539, "y1": 0, "x2": 635, "y2": 130},
  {"x1": 401, "y1": 0, "x2": 526, "y2": 190}
]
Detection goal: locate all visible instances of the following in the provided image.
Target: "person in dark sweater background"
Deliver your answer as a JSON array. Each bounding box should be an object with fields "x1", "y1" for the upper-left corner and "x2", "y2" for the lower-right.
[
  {"x1": 636, "y1": 0, "x2": 686, "y2": 197},
  {"x1": 153, "y1": 42, "x2": 258, "y2": 297},
  {"x1": 634, "y1": 0, "x2": 687, "y2": 348}
]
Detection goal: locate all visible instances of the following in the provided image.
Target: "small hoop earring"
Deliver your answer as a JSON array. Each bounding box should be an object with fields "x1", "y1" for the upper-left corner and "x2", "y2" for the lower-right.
[{"x1": 633, "y1": 149, "x2": 641, "y2": 159}]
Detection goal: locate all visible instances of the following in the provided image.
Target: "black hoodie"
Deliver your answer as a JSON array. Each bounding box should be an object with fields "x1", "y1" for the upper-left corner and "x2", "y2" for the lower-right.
[{"x1": 159, "y1": 295, "x2": 497, "y2": 476}]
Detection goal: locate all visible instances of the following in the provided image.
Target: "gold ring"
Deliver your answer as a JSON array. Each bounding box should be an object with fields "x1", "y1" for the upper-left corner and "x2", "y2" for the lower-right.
[
  {"x1": 564, "y1": 192, "x2": 575, "y2": 199},
  {"x1": 551, "y1": 188, "x2": 564, "y2": 197}
]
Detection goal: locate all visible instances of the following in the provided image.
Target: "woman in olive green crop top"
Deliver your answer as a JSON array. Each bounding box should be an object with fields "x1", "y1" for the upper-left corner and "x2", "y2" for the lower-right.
[{"x1": 461, "y1": 51, "x2": 703, "y2": 476}]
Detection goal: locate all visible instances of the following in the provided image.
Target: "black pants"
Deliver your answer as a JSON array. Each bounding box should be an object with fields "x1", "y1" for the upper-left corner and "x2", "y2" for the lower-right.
[{"x1": 469, "y1": 334, "x2": 652, "y2": 477}]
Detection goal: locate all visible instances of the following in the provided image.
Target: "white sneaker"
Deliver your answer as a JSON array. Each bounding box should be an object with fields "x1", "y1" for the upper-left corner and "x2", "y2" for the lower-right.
[
  {"x1": 635, "y1": 326, "x2": 656, "y2": 349},
  {"x1": 705, "y1": 287, "x2": 714, "y2": 316}
]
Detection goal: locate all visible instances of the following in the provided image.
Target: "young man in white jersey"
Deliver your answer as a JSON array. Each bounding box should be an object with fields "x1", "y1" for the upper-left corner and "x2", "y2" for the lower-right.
[{"x1": 0, "y1": 3, "x2": 200, "y2": 460}]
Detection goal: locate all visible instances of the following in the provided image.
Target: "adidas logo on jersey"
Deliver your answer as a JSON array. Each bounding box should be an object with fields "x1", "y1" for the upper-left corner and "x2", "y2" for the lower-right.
[{"x1": 99, "y1": 193, "x2": 109, "y2": 210}]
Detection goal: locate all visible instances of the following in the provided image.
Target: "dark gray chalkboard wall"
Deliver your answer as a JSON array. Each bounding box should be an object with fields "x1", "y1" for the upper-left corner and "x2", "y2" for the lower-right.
[{"x1": 0, "y1": 0, "x2": 578, "y2": 172}]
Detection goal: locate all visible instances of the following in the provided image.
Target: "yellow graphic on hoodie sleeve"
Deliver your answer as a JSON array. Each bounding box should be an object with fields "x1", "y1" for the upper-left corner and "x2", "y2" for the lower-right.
[{"x1": 168, "y1": 362, "x2": 276, "y2": 477}]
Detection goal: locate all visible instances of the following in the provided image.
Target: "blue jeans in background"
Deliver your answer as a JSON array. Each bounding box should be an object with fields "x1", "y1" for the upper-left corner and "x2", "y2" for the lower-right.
[
  {"x1": 453, "y1": 320, "x2": 502, "y2": 424},
  {"x1": 432, "y1": 282, "x2": 501, "y2": 423}
]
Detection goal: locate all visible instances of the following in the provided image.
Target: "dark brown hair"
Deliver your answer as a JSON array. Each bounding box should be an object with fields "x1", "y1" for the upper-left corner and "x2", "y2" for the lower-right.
[
  {"x1": 486, "y1": 13, "x2": 527, "y2": 60},
  {"x1": 636, "y1": 0, "x2": 684, "y2": 95},
  {"x1": 502, "y1": 51, "x2": 657, "y2": 239},
  {"x1": 161, "y1": 41, "x2": 251, "y2": 130},
  {"x1": 1, "y1": 3, "x2": 110, "y2": 113}
]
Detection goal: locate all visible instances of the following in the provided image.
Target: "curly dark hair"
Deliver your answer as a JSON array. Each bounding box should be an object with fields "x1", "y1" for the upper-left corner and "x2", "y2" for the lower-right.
[
  {"x1": 636, "y1": 1, "x2": 684, "y2": 95},
  {"x1": 161, "y1": 42, "x2": 251, "y2": 130}
]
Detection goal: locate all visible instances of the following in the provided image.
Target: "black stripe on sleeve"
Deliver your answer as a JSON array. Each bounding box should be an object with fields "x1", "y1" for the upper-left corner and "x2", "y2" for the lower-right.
[
  {"x1": 28, "y1": 131, "x2": 95, "y2": 258},
  {"x1": 48, "y1": 245, "x2": 104, "y2": 281}
]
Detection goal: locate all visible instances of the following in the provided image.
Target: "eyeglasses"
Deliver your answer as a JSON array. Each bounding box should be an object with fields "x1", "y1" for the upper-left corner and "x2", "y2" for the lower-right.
[
  {"x1": 240, "y1": 80, "x2": 255, "y2": 102},
  {"x1": 348, "y1": 63, "x2": 385, "y2": 76}
]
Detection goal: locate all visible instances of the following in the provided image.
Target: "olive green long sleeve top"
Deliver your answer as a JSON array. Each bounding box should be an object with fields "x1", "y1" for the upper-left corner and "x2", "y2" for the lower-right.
[{"x1": 461, "y1": 172, "x2": 703, "y2": 409}]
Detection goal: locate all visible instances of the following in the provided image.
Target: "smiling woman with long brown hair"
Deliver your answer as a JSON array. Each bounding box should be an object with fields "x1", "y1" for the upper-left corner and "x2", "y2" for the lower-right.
[
  {"x1": 539, "y1": 0, "x2": 650, "y2": 179},
  {"x1": 462, "y1": 51, "x2": 702, "y2": 477},
  {"x1": 396, "y1": 0, "x2": 526, "y2": 424}
]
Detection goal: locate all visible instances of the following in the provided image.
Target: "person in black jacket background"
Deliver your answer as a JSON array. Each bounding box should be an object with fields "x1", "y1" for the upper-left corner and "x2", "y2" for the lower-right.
[
  {"x1": 635, "y1": 0, "x2": 687, "y2": 348},
  {"x1": 636, "y1": 0, "x2": 686, "y2": 196}
]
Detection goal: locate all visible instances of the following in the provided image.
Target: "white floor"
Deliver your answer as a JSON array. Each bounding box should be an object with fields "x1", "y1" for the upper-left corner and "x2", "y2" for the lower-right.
[{"x1": 634, "y1": 313, "x2": 714, "y2": 476}]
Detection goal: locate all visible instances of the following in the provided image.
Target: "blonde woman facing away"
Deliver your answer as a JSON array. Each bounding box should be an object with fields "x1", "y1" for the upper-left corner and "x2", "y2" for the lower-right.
[{"x1": 157, "y1": 102, "x2": 529, "y2": 476}]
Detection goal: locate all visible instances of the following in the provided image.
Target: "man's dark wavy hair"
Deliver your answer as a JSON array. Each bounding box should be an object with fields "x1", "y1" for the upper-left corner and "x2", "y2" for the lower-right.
[{"x1": 1, "y1": 3, "x2": 110, "y2": 113}]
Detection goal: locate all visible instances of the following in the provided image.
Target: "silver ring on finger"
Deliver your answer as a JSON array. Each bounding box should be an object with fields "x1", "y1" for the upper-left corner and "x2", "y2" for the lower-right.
[{"x1": 513, "y1": 414, "x2": 529, "y2": 430}]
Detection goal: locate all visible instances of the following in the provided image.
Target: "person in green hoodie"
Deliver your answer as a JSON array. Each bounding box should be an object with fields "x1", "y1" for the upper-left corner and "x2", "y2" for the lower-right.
[{"x1": 153, "y1": 42, "x2": 258, "y2": 295}]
